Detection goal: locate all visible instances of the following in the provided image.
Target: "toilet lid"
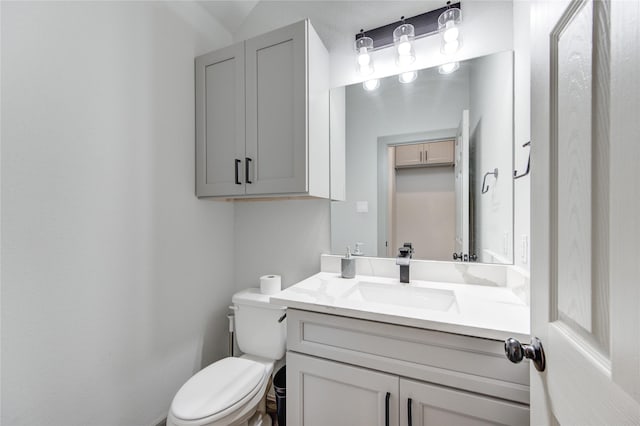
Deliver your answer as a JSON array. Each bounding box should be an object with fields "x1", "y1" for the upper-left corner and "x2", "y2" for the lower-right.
[{"x1": 171, "y1": 357, "x2": 266, "y2": 421}]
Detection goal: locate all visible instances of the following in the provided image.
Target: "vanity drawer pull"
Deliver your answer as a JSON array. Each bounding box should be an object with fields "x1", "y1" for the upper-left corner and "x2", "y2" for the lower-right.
[
  {"x1": 385, "y1": 392, "x2": 390, "y2": 426},
  {"x1": 408, "y1": 398, "x2": 413, "y2": 426}
]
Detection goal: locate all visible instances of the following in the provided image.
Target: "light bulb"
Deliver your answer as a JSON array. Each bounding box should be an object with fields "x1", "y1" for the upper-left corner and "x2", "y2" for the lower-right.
[
  {"x1": 443, "y1": 25, "x2": 459, "y2": 43},
  {"x1": 357, "y1": 50, "x2": 370, "y2": 66},
  {"x1": 393, "y1": 21, "x2": 415, "y2": 69},
  {"x1": 399, "y1": 71, "x2": 417, "y2": 84},
  {"x1": 363, "y1": 79, "x2": 380, "y2": 91},
  {"x1": 438, "y1": 7, "x2": 462, "y2": 57},
  {"x1": 397, "y1": 35, "x2": 412, "y2": 56},
  {"x1": 438, "y1": 62, "x2": 459, "y2": 74},
  {"x1": 354, "y1": 35, "x2": 375, "y2": 76}
]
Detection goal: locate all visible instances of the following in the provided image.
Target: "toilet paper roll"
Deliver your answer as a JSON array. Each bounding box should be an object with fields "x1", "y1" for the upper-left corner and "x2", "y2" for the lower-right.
[{"x1": 260, "y1": 274, "x2": 282, "y2": 295}]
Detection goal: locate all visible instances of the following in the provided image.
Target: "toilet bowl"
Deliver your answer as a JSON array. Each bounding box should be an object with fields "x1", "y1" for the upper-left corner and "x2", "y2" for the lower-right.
[{"x1": 167, "y1": 289, "x2": 286, "y2": 426}]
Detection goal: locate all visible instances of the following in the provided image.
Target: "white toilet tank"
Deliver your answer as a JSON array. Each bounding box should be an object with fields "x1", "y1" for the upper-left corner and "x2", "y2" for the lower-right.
[{"x1": 232, "y1": 288, "x2": 286, "y2": 360}]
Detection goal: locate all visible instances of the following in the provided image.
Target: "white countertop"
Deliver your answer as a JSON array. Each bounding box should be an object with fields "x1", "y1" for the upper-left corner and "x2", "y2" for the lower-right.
[{"x1": 270, "y1": 272, "x2": 530, "y2": 341}]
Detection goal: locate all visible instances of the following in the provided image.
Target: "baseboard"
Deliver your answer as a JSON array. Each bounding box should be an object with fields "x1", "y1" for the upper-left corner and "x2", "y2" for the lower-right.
[{"x1": 152, "y1": 416, "x2": 167, "y2": 426}]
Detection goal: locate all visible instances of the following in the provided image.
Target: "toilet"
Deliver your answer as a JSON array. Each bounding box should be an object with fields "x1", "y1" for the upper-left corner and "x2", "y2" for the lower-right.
[{"x1": 167, "y1": 289, "x2": 286, "y2": 426}]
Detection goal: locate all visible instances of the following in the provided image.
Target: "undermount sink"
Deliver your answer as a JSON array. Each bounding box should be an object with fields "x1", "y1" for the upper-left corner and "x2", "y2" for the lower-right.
[{"x1": 343, "y1": 281, "x2": 456, "y2": 312}]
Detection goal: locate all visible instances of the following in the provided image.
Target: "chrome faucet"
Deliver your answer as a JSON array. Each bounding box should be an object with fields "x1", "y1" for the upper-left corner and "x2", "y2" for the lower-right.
[{"x1": 396, "y1": 243, "x2": 414, "y2": 283}]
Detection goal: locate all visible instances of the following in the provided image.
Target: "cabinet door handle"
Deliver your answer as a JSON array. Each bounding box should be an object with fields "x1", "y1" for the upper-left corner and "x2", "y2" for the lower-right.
[
  {"x1": 419, "y1": 151, "x2": 422, "y2": 163},
  {"x1": 235, "y1": 159, "x2": 241, "y2": 185},
  {"x1": 385, "y1": 392, "x2": 390, "y2": 426},
  {"x1": 408, "y1": 398, "x2": 413, "y2": 426},
  {"x1": 245, "y1": 157, "x2": 253, "y2": 184}
]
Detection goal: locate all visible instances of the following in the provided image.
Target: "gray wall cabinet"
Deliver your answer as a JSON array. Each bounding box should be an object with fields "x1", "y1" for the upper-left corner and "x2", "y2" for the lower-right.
[
  {"x1": 195, "y1": 20, "x2": 337, "y2": 199},
  {"x1": 286, "y1": 309, "x2": 530, "y2": 426}
]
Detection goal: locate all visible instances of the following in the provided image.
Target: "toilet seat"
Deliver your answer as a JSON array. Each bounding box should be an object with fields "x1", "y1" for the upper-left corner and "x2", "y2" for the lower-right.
[{"x1": 169, "y1": 357, "x2": 269, "y2": 426}]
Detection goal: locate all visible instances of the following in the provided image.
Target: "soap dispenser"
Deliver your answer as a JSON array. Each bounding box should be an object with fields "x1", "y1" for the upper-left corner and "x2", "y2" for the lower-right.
[{"x1": 341, "y1": 246, "x2": 356, "y2": 279}]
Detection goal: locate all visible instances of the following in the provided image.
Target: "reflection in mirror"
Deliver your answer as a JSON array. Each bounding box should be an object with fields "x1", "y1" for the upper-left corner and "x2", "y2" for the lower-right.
[{"x1": 331, "y1": 51, "x2": 514, "y2": 264}]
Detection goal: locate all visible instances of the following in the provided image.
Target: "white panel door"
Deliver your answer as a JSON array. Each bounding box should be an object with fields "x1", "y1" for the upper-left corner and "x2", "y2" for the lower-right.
[
  {"x1": 287, "y1": 352, "x2": 399, "y2": 426},
  {"x1": 195, "y1": 42, "x2": 245, "y2": 197},
  {"x1": 455, "y1": 110, "x2": 470, "y2": 257},
  {"x1": 530, "y1": 0, "x2": 640, "y2": 424},
  {"x1": 399, "y1": 378, "x2": 529, "y2": 426},
  {"x1": 245, "y1": 21, "x2": 307, "y2": 195}
]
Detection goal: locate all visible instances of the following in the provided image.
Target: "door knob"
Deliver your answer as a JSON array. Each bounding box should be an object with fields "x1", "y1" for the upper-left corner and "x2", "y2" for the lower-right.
[{"x1": 504, "y1": 337, "x2": 546, "y2": 372}]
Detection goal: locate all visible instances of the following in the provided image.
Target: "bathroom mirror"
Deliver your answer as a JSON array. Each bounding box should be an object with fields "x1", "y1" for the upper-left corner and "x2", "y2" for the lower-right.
[{"x1": 330, "y1": 51, "x2": 514, "y2": 264}]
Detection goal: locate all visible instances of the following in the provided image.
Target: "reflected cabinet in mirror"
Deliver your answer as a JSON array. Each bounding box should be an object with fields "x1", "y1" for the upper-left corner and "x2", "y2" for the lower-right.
[{"x1": 331, "y1": 51, "x2": 514, "y2": 264}]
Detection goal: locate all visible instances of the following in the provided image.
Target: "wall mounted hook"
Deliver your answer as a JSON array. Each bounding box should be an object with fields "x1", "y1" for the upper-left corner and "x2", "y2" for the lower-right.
[{"x1": 481, "y1": 168, "x2": 499, "y2": 194}]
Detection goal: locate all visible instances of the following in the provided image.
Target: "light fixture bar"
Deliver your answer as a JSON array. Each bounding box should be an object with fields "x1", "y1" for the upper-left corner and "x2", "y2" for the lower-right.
[{"x1": 354, "y1": 3, "x2": 462, "y2": 50}]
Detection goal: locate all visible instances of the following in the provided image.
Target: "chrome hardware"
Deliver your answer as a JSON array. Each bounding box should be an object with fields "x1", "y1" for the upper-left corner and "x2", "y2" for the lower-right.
[
  {"x1": 481, "y1": 168, "x2": 499, "y2": 194},
  {"x1": 504, "y1": 337, "x2": 546, "y2": 372},
  {"x1": 396, "y1": 243, "x2": 413, "y2": 283},
  {"x1": 513, "y1": 141, "x2": 531, "y2": 179}
]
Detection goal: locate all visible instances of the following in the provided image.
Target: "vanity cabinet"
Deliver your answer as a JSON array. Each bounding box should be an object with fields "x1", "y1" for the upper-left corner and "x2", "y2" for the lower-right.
[
  {"x1": 288, "y1": 352, "x2": 399, "y2": 426},
  {"x1": 395, "y1": 140, "x2": 454, "y2": 168},
  {"x1": 286, "y1": 309, "x2": 530, "y2": 426},
  {"x1": 195, "y1": 20, "x2": 335, "y2": 199},
  {"x1": 400, "y1": 379, "x2": 528, "y2": 426}
]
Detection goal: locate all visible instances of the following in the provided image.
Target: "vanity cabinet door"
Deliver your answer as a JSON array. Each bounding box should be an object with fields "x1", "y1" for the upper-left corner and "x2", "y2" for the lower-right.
[
  {"x1": 400, "y1": 378, "x2": 529, "y2": 426},
  {"x1": 288, "y1": 352, "x2": 399, "y2": 426},
  {"x1": 245, "y1": 21, "x2": 307, "y2": 195},
  {"x1": 195, "y1": 42, "x2": 246, "y2": 197},
  {"x1": 395, "y1": 144, "x2": 424, "y2": 167},
  {"x1": 424, "y1": 140, "x2": 454, "y2": 165}
]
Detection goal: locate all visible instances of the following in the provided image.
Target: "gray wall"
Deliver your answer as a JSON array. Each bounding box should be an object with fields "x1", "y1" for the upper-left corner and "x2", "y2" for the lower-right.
[
  {"x1": 234, "y1": 200, "x2": 331, "y2": 291},
  {"x1": 1, "y1": 2, "x2": 235, "y2": 425},
  {"x1": 331, "y1": 67, "x2": 470, "y2": 256}
]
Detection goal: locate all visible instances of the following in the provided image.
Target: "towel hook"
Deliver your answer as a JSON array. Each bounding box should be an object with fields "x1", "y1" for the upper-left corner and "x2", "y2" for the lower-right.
[
  {"x1": 513, "y1": 141, "x2": 531, "y2": 179},
  {"x1": 481, "y1": 168, "x2": 499, "y2": 194}
]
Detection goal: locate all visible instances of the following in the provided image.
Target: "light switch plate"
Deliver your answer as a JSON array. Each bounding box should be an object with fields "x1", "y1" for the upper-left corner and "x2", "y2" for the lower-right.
[{"x1": 356, "y1": 201, "x2": 368, "y2": 213}]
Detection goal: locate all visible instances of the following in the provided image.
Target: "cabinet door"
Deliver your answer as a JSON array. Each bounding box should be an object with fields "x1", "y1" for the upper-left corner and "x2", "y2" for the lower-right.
[
  {"x1": 400, "y1": 379, "x2": 529, "y2": 426},
  {"x1": 395, "y1": 144, "x2": 424, "y2": 167},
  {"x1": 245, "y1": 21, "x2": 307, "y2": 195},
  {"x1": 288, "y1": 352, "x2": 399, "y2": 426},
  {"x1": 424, "y1": 140, "x2": 454, "y2": 165},
  {"x1": 195, "y1": 42, "x2": 245, "y2": 197}
]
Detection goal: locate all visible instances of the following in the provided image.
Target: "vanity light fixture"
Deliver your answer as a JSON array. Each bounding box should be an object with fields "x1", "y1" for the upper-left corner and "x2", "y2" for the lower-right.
[
  {"x1": 353, "y1": 3, "x2": 462, "y2": 83},
  {"x1": 354, "y1": 30, "x2": 375, "y2": 76},
  {"x1": 438, "y1": 2, "x2": 462, "y2": 55},
  {"x1": 393, "y1": 17, "x2": 416, "y2": 68},
  {"x1": 399, "y1": 71, "x2": 418, "y2": 84},
  {"x1": 363, "y1": 79, "x2": 380, "y2": 91},
  {"x1": 438, "y1": 62, "x2": 460, "y2": 74}
]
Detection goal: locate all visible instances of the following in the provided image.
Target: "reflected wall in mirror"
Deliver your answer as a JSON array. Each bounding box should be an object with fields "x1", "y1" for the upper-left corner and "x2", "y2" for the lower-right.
[{"x1": 331, "y1": 51, "x2": 514, "y2": 264}]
